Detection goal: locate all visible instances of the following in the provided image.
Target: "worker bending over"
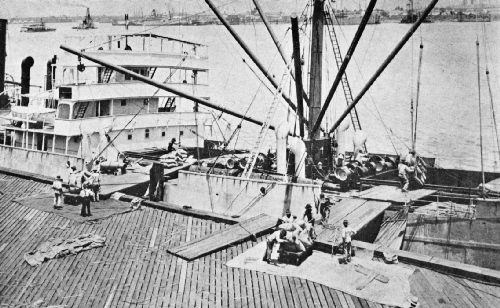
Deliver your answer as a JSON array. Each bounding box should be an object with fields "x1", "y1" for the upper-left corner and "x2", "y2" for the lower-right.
[{"x1": 265, "y1": 229, "x2": 287, "y2": 264}]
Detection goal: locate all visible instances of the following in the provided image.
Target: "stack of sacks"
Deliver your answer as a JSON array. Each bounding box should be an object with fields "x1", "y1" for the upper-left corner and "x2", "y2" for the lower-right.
[{"x1": 159, "y1": 149, "x2": 190, "y2": 168}]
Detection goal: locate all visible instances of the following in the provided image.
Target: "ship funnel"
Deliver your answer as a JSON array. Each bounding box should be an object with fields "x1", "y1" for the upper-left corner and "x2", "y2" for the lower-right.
[
  {"x1": 275, "y1": 122, "x2": 288, "y2": 175},
  {"x1": 0, "y1": 19, "x2": 7, "y2": 109},
  {"x1": 289, "y1": 136, "x2": 307, "y2": 178},
  {"x1": 21, "y1": 56, "x2": 34, "y2": 106}
]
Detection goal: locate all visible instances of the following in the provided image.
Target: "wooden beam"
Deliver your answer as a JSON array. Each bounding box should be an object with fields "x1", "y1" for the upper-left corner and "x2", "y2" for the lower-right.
[{"x1": 404, "y1": 235, "x2": 500, "y2": 251}]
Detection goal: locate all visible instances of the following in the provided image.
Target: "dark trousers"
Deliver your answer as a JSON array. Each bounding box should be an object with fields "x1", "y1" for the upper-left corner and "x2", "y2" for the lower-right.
[
  {"x1": 81, "y1": 198, "x2": 91, "y2": 216},
  {"x1": 266, "y1": 240, "x2": 275, "y2": 261}
]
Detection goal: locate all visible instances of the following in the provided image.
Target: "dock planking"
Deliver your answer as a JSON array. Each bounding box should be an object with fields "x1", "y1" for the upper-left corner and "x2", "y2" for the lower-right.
[
  {"x1": 1, "y1": 173, "x2": 499, "y2": 307},
  {"x1": 353, "y1": 185, "x2": 436, "y2": 204},
  {"x1": 167, "y1": 213, "x2": 278, "y2": 261}
]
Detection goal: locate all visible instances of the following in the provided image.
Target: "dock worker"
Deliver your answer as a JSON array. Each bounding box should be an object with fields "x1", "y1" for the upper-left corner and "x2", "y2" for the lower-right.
[
  {"x1": 342, "y1": 220, "x2": 356, "y2": 263},
  {"x1": 91, "y1": 170, "x2": 101, "y2": 202},
  {"x1": 318, "y1": 196, "x2": 332, "y2": 223},
  {"x1": 80, "y1": 184, "x2": 95, "y2": 217},
  {"x1": 404, "y1": 150, "x2": 417, "y2": 167},
  {"x1": 281, "y1": 209, "x2": 293, "y2": 224},
  {"x1": 303, "y1": 204, "x2": 314, "y2": 226},
  {"x1": 398, "y1": 160, "x2": 415, "y2": 192},
  {"x1": 65, "y1": 161, "x2": 71, "y2": 183},
  {"x1": 52, "y1": 176, "x2": 64, "y2": 209},
  {"x1": 167, "y1": 138, "x2": 177, "y2": 153},
  {"x1": 69, "y1": 166, "x2": 78, "y2": 186},
  {"x1": 265, "y1": 229, "x2": 287, "y2": 263}
]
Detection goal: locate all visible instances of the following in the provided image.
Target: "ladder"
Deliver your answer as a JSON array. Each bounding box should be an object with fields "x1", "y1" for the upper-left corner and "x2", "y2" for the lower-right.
[
  {"x1": 75, "y1": 102, "x2": 89, "y2": 118},
  {"x1": 101, "y1": 67, "x2": 113, "y2": 83},
  {"x1": 148, "y1": 67, "x2": 157, "y2": 79},
  {"x1": 324, "y1": 9, "x2": 367, "y2": 152},
  {"x1": 241, "y1": 84, "x2": 282, "y2": 178}
]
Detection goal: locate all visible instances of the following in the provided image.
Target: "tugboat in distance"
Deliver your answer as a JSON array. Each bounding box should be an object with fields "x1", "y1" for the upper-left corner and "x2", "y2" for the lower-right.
[
  {"x1": 20, "y1": 19, "x2": 56, "y2": 32},
  {"x1": 72, "y1": 8, "x2": 97, "y2": 30}
]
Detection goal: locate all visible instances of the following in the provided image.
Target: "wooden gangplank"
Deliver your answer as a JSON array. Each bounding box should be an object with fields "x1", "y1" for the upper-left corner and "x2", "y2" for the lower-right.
[
  {"x1": 168, "y1": 213, "x2": 278, "y2": 261},
  {"x1": 315, "y1": 198, "x2": 391, "y2": 248},
  {"x1": 353, "y1": 185, "x2": 436, "y2": 204}
]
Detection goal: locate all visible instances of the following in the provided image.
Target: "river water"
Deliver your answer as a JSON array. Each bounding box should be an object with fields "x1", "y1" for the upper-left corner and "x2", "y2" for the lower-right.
[{"x1": 3, "y1": 20, "x2": 500, "y2": 171}]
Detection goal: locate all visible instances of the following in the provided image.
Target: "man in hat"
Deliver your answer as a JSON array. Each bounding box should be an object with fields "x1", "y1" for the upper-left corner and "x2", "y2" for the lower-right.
[
  {"x1": 281, "y1": 209, "x2": 293, "y2": 224},
  {"x1": 79, "y1": 184, "x2": 95, "y2": 217},
  {"x1": 52, "y1": 176, "x2": 64, "y2": 209},
  {"x1": 342, "y1": 219, "x2": 356, "y2": 262}
]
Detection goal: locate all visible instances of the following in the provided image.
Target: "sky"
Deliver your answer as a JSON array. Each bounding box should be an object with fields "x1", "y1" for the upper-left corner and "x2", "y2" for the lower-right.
[{"x1": 0, "y1": 0, "x2": 495, "y2": 18}]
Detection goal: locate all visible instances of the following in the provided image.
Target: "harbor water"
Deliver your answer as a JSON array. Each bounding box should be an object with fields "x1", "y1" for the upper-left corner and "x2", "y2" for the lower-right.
[{"x1": 3, "y1": 21, "x2": 500, "y2": 171}]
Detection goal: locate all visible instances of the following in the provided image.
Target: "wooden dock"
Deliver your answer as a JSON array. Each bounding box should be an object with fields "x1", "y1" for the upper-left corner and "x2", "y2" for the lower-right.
[
  {"x1": 1, "y1": 173, "x2": 500, "y2": 307},
  {"x1": 168, "y1": 214, "x2": 277, "y2": 261},
  {"x1": 353, "y1": 185, "x2": 436, "y2": 204}
]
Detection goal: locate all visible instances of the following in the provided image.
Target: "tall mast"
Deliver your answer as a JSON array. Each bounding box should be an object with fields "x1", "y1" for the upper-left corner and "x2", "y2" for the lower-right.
[
  {"x1": 308, "y1": 0, "x2": 325, "y2": 140},
  {"x1": 291, "y1": 15, "x2": 305, "y2": 138},
  {"x1": 476, "y1": 38, "x2": 485, "y2": 195}
]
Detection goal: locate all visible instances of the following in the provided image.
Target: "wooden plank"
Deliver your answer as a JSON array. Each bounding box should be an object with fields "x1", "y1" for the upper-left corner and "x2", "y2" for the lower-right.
[
  {"x1": 168, "y1": 214, "x2": 277, "y2": 261},
  {"x1": 354, "y1": 185, "x2": 436, "y2": 203}
]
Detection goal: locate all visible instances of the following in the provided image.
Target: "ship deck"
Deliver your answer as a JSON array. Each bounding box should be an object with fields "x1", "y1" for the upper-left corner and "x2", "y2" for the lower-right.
[{"x1": 1, "y1": 173, "x2": 500, "y2": 307}]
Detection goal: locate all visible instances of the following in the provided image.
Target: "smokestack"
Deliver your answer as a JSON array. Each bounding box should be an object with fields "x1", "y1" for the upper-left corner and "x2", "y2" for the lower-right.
[
  {"x1": 45, "y1": 55, "x2": 57, "y2": 91},
  {"x1": 21, "y1": 56, "x2": 34, "y2": 106},
  {"x1": 0, "y1": 19, "x2": 7, "y2": 109}
]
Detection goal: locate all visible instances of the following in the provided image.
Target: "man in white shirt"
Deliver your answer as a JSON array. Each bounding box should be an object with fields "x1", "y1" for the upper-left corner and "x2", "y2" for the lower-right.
[
  {"x1": 52, "y1": 176, "x2": 64, "y2": 209},
  {"x1": 266, "y1": 229, "x2": 287, "y2": 263},
  {"x1": 80, "y1": 184, "x2": 95, "y2": 217},
  {"x1": 398, "y1": 161, "x2": 415, "y2": 192},
  {"x1": 281, "y1": 209, "x2": 293, "y2": 224},
  {"x1": 342, "y1": 219, "x2": 356, "y2": 262}
]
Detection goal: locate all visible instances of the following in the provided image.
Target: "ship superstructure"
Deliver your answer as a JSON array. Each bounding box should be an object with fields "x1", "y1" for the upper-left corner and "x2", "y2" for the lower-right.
[{"x1": 0, "y1": 33, "x2": 216, "y2": 178}]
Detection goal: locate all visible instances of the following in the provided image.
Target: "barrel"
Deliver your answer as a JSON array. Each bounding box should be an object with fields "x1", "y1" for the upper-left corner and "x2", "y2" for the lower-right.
[
  {"x1": 334, "y1": 166, "x2": 353, "y2": 181},
  {"x1": 355, "y1": 166, "x2": 371, "y2": 177},
  {"x1": 383, "y1": 156, "x2": 397, "y2": 169},
  {"x1": 363, "y1": 162, "x2": 377, "y2": 175},
  {"x1": 237, "y1": 158, "x2": 248, "y2": 169}
]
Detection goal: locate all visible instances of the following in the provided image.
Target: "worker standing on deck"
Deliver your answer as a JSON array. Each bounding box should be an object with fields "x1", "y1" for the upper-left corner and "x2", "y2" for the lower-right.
[
  {"x1": 80, "y1": 184, "x2": 94, "y2": 217},
  {"x1": 317, "y1": 195, "x2": 331, "y2": 223},
  {"x1": 52, "y1": 176, "x2": 64, "y2": 209},
  {"x1": 91, "y1": 170, "x2": 101, "y2": 202},
  {"x1": 69, "y1": 166, "x2": 78, "y2": 186},
  {"x1": 342, "y1": 220, "x2": 356, "y2": 263},
  {"x1": 303, "y1": 204, "x2": 314, "y2": 226},
  {"x1": 265, "y1": 229, "x2": 287, "y2": 264},
  {"x1": 398, "y1": 160, "x2": 415, "y2": 192}
]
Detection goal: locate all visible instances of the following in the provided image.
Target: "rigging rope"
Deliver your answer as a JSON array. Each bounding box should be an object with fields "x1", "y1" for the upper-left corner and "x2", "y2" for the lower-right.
[{"x1": 481, "y1": 22, "x2": 500, "y2": 162}]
